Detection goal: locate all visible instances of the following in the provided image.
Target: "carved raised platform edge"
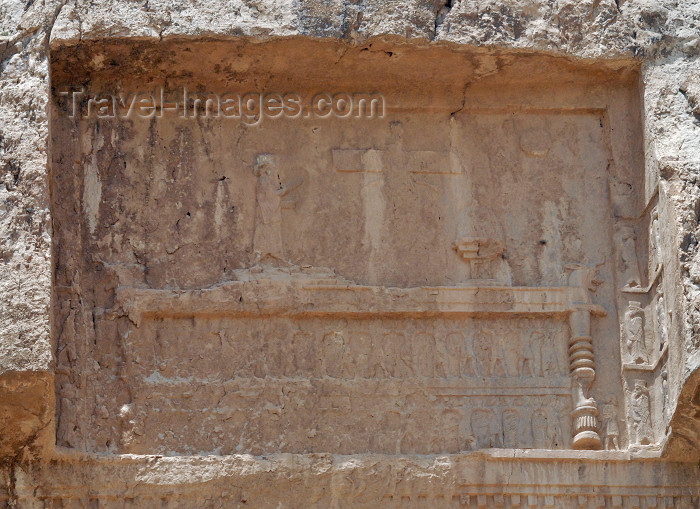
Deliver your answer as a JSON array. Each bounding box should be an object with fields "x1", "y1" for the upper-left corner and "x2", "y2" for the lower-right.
[
  {"x1": 113, "y1": 280, "x2": 607, "y2": 324},
  {"x1": 622, "y1": 343, "x2": 669, "y2": 373},
  {"x1": 620, "y1": 265, "x2": 663, "y2": 295}
]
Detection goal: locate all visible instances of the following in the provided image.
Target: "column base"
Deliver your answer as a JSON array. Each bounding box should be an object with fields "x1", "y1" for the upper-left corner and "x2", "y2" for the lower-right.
[{"x1": 573, "y1": 430, "x2": 602, "y2": 450}]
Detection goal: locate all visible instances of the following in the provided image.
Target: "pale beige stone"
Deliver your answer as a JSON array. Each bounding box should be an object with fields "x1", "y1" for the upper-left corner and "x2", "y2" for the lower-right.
[{"x1": 0, "y1": 0, "x2": 700, "y2": 506}]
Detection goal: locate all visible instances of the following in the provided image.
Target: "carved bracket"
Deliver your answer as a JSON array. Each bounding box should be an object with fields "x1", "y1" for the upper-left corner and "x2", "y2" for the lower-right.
[{"x1": 453, "y1": 237, "x2": 506, "y2": 282}]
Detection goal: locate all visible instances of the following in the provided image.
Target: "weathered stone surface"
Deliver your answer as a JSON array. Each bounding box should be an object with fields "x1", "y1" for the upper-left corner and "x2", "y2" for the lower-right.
[
  {"x1": 0, "y1": 372, "x2": 52, "y2": 460},
  {"x1": 640, "y1": 56, "x2": 700, "y2": 460},
  {"x1": 48, "y1": 0, "x2": 700, "y2": 59},
  {"x1": 7, "y1": 452, "x2": 700, "y2": 507},
  {"x1": 0, "y1": 1, "x2": 56, "y2": 375},
  {"x1": 0, "y1": 0, "x2": 62, "y2": 473},
  {"x1": 48, "y1": 41, "x2": 641, "y2": 456},
  {"x1": 1, "y1": 0, "x2": 700, "y2": 505}
]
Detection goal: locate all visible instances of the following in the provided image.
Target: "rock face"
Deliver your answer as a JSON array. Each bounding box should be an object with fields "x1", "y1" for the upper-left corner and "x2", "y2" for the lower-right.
[{"x1": 1, "y1": 0, "x2": 700, "y2": 506}]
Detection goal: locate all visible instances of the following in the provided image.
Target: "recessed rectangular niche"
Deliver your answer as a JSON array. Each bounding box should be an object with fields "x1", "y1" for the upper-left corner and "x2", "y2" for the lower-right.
[{"x1": 50, "y1": 40, "x2": 644, "y2": 455}]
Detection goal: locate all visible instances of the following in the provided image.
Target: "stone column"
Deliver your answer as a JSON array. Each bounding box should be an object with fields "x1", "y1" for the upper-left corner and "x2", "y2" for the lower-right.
[
  {"x1": 569, "y1": 308, "x2": 601, "y2": 449},
  {"x1": 566, "y1": 265, "x2": 603, "y2": 449}
]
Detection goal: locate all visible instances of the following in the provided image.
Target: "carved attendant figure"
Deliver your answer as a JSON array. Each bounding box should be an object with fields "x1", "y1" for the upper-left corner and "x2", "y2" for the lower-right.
[
  {"x1": 471, "y1": 409, "x2": 500, "y2": 448},
  {"x1": 482, "y1": 329, "x2": 508, "y2": 377},
  {"x1": 473, "y1": 332, "x2": 492, "y2": 377},
  {"x1": 630, "y1": 380, "x2": 654, "y2": 445},
  {"x1": 619, "y1": 225, "x2": 642, "y2": 288},
  {"x1": 502, "y1": 409, "x2": 520, "y2": 448},
  {"x1": 414, "y1": 331, "x2": 436, "y2": 378},
  {"x1": 601, "y1": 401, "x2": 620, "y2": 450},
  {"x1": 441, "y1": 410, "x2": 464, "y2": 452},
  {"x1": 321, "y1": 331, "x2": 348, "y2": 378},
  {"x1": 539, "y1": 331, "x2": 564, "y2": 377},
  {"x1": 288, "y1": 331, "x2": 314, "y2": 377},
  {"x1": 460, "y1": 336, "x2": 478, "y2": 378},
  {"x1": 621, "y1": 302, "x2": 648, "y2": 364},
  {"x1": 650, "y1": 207, "x2": 661, "y2": 274},
  {"x1": 437, "y1": 331, "x2": 464, "y2": 378},
  {"x1": 655, "y1": 291, "x2": 668, "y2": 350},
  {"x1": 518, "y1": 330, "x2": 537, "y2": 377},
  {"x1": 531, "y1": 409, "x2": 558, "y2": 449},
  {"x1": 383, "y1": 332, "x2": 412, "y2": 378},
  {"x1": 252, "y1": 154, "x2": 302, "y2": 263}
]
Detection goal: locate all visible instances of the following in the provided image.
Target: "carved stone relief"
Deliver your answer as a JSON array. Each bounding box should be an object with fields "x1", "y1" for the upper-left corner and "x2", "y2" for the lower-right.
[
  {"x1": 453, "y1": 237, "x2": 510, "y2": 284},
  {"x1": 50, "y1": 70, "x2": 642, "y2": 456},
  {"x1": 566, "y1": 264, "x2": 603, "y2": 449},
  {"x1": 654, "y1": 290, "x2": 668, "y2": 351},
  {"x1": 251, "y1": 153, "x2": 304, "y2": 266},
  {"x1": 649, "y1": 206, "x2": 661, "y2": 276},
  {"x1": 629, "y1": 380, "x2": 654, "y2": 446},
  {"x1": 622, "y1": 301, "x2": 649, "y2": 365},
  {"x1": 617, "y1": 224, "x2": 642, "y2": 289},
  {"x1": 614, "y1": 197, "x2": 671, "y2": 450},
  {"x1": 601, "y1": 400, "x2": 620, "y2": 450}
]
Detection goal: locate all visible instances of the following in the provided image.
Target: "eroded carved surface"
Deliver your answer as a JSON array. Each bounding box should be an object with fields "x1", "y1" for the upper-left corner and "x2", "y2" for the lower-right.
[
  {"x1": 115, "y1": 315, "x2": 572, "y2": 454},
  {"x1": 49, "y1": 41, "x2": 647, "y2": 456},
  {"x1": 1, "y1": 0, "x2": 700, "y2": 503}
]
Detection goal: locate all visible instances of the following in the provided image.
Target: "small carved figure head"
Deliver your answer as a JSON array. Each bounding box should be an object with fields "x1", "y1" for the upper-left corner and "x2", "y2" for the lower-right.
[
  {"x1": 254, "y1": 153, "x2": 275, "y2": 177},
  {"x1": 625, "y1": 301, "x2": 644, "y2": 316},
  {"x1": 633, "y1": 379, "x2": 649, "y2": 395}
]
